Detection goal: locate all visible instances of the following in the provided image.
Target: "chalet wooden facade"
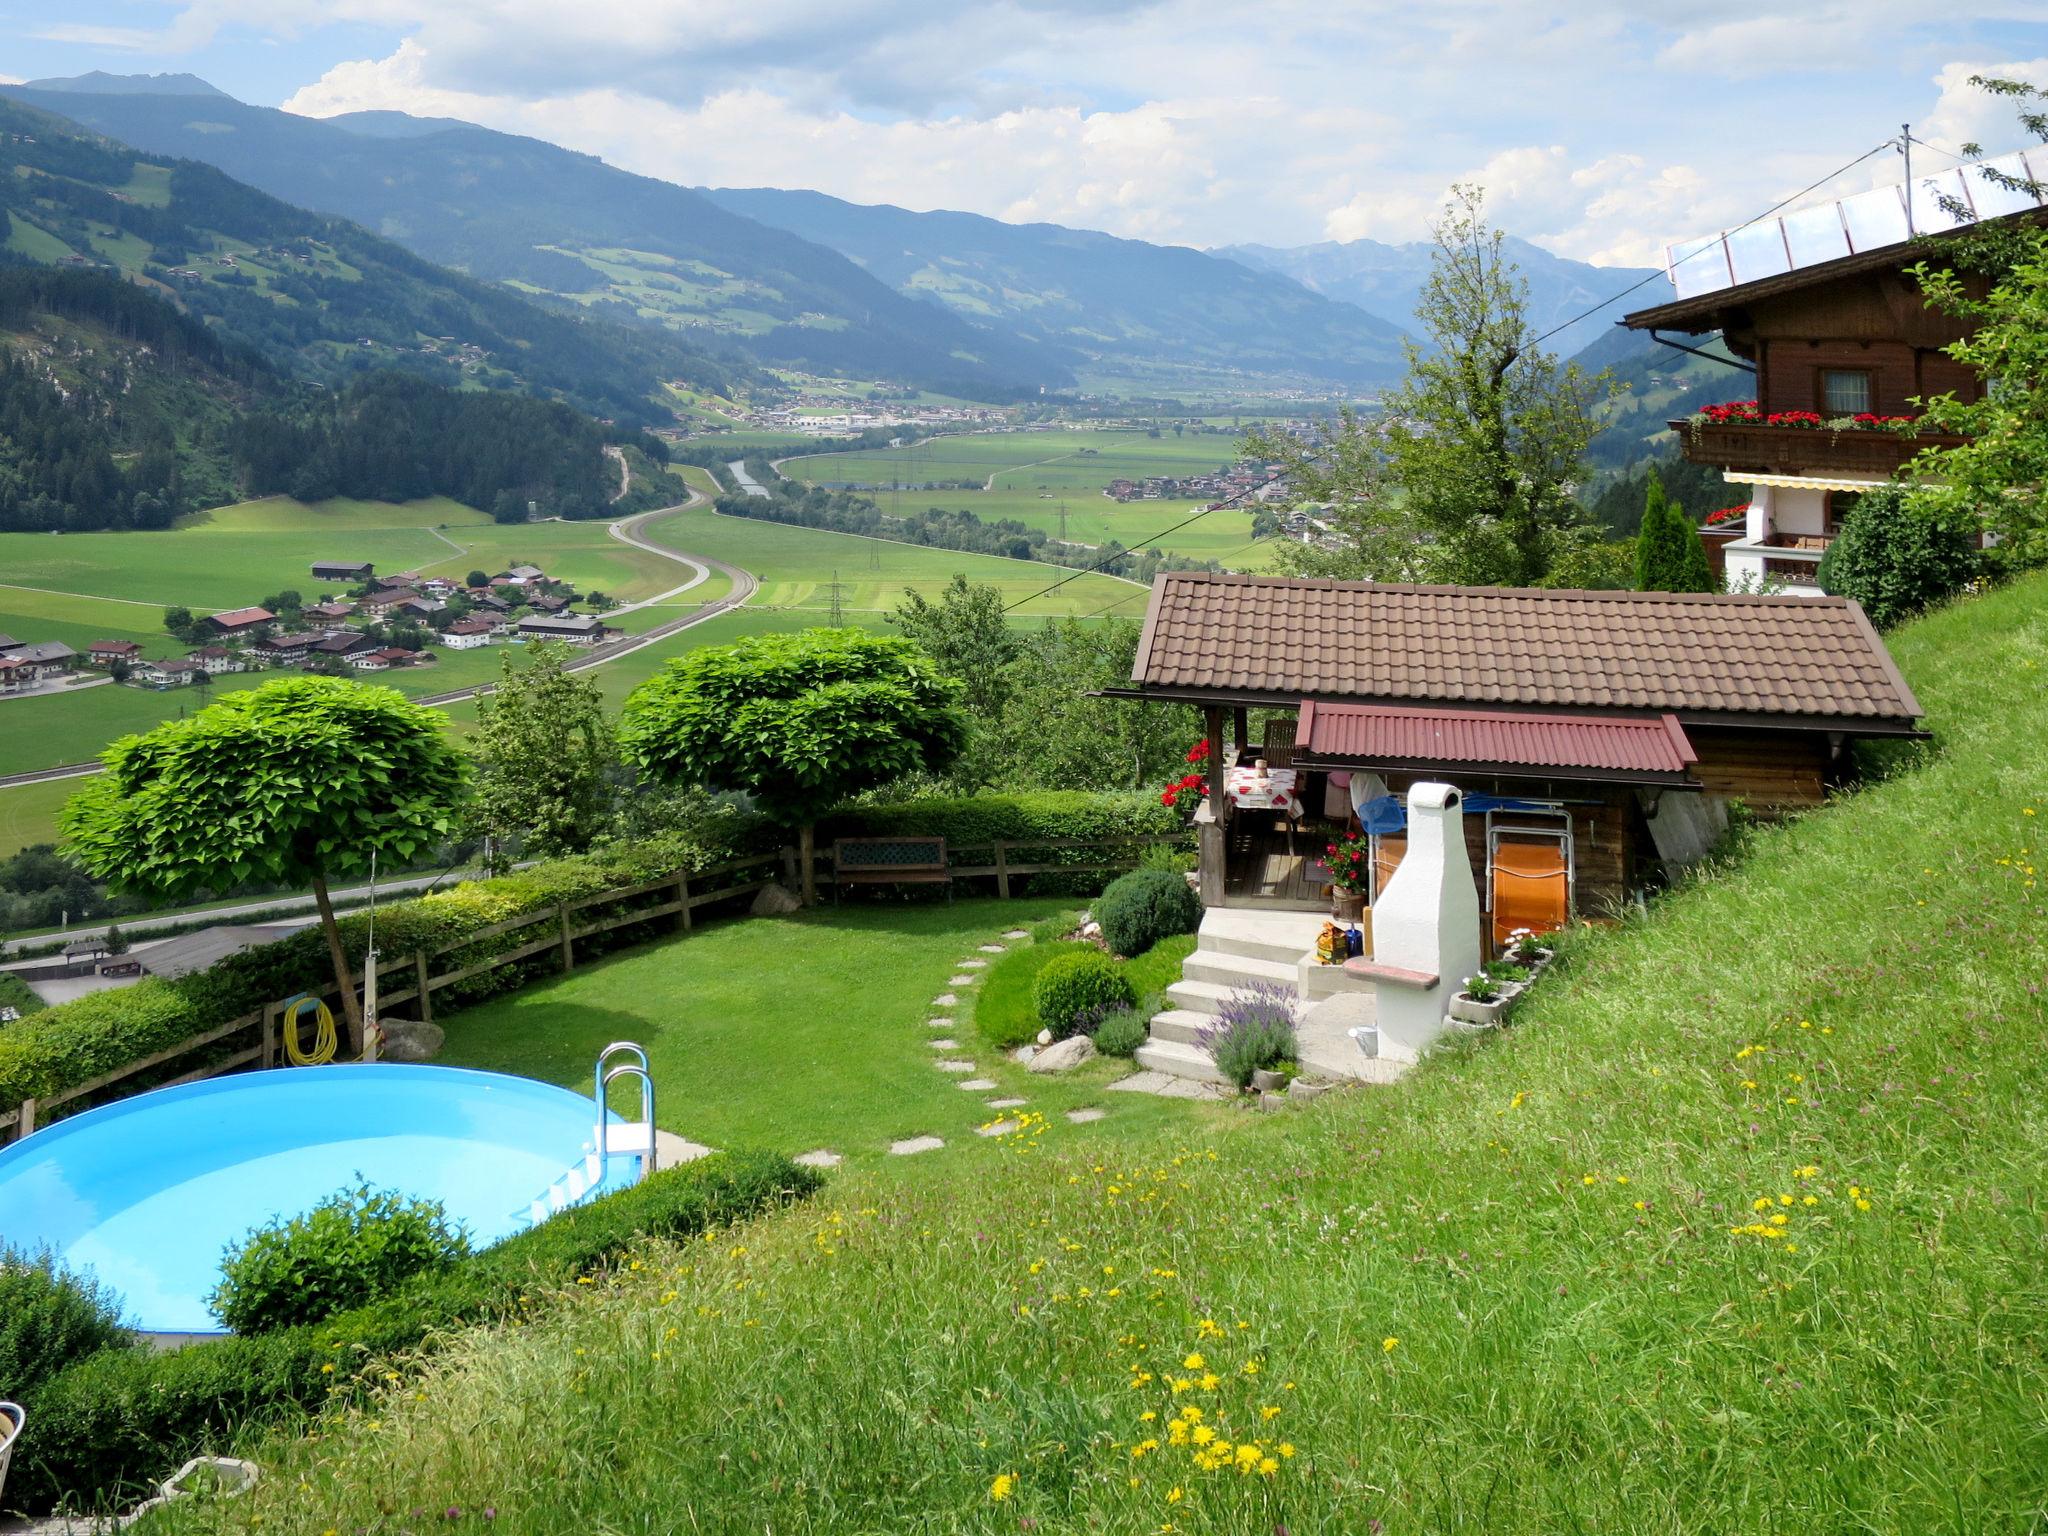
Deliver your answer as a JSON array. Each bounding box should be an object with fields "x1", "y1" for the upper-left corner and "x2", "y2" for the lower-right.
[
  {"x1": 1622, "y1": 154, "x2": 2044, "y2": 592},
  {"x1": 1117, "y1": 574, "x2": 1922, "y2": 947}
]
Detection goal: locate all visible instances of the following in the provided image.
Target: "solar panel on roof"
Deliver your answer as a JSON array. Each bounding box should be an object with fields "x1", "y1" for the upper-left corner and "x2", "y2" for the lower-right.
[{"x1": 1664, "y1": 149, "x2": 2046, "y2": 298}]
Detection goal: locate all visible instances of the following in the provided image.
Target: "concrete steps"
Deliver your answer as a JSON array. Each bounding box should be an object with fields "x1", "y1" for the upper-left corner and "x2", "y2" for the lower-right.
[
  {"x1": 1181, "y1": 950, "x2": 1298, "y2": 989},
  {"x1": 1145, "y1": 1007, "x2": 1213, "y2": 1047},
  {"x1": 1134, "y1": 1037, "x2": 1232, "y2": 1084}
]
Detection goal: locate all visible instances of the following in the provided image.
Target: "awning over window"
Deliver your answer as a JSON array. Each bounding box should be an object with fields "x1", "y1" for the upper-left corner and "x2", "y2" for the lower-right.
[{"x1": 1295, "y1": 700, "x2": 1699, "y2": 784}]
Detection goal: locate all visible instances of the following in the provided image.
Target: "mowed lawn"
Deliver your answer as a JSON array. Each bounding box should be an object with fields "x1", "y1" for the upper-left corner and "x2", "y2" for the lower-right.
[
  {"x1": 432, "y1": 899, "x2": 1187, "y2": 1161},
  {"x1": 0, "y1": 776, "x2": 77, "y2": 858}
]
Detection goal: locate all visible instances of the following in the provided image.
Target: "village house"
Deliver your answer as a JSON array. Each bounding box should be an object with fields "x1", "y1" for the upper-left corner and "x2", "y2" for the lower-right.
[
  {"x1": 184, "y1": 646, "x2": 243, "y2": 676},
  {"x1": 204, "y1": 606, "x2": 275, "y2": 639},
  {"x1": 310, "y1": 560, "x2": 375, "y2": 582},
  {"x1": 441, "y1": 618, "x2": 498, "y2": 650},
  {"x1": 1622, "y1": 151, "x2": 2042, "y2": 593},
  {"x1": 309, "y1": 632, "x2": 380, "y2": 662},
  {"x1": 303, "y1": 601, "x2": 358, "y2": 623},
  {"x1": 516, "y1": 613, "x2": 607, "y2": 645},
  {"x1": 525, "y1": 593, "x2": 569, "y2": 615},
  {"x1": 251, "y1": 630, "x2": 326, "y2": 667},
  {"x1": 1115, "y1": 572, "x2": 1921, "y2": 945},
  {"x1": 374, "y1": 571, "x2": 426, "y2": 591},
  {"x1": 86, "y1": 640, "x2": 143, "y2": 668},
  {"x1": 0, "y1": 641, "x2": 78, "y2": 691},
  {"x1": 136, "y1": 657, "x2": 205, "y2": 689},
  {"x1": 501, "y1": 565, "x2": 546, "y2": 586}
]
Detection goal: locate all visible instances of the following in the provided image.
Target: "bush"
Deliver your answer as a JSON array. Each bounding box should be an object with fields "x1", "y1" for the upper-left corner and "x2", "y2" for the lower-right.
[
  {"x1": 1092, "y1": 1007, "x2": 1150, "y2": 1057},
  {"x1": 1033, "y1": 950, "x2": 1135, "y2": 1038},
  {"x1": 1818, "y1": 485, "x2": 1980, "y2": 628},
  {"x1": 0, "y1": 1248, "x2": 129, "y2": 1406},
  {"x1": 1095, "y1": 867, "x2": 1202, "y2": 958},
  {"x1": 14, "y1": 1150, "x2": 821, "y2": 1512},
  {"x1": 1200, "y1": 982, "x2": 1298, "y2": 1088},
  {"x1": 210, "y1": 1183, "x2": 471, "y2": 1335},
  {"x1": 0, "y1": 979, "x2": 203, "y2": 1111}
]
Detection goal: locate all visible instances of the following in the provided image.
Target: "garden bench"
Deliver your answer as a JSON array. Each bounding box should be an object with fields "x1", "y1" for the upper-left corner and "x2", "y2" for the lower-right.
[{"x1": 831, "y1": 837, "x2": 951, "y2": 903}]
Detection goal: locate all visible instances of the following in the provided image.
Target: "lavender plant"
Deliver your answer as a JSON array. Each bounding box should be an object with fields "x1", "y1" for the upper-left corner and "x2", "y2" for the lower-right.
[{"x1": 1199, "y1": 981, "x2": 1299, "y2": 1089}]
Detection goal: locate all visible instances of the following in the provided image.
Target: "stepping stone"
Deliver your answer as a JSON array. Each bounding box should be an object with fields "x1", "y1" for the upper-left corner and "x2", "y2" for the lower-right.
[
  {"x1": 948, "y1": 974, "x2": 977, "y2": 987},
  {"x1": 928, "y1": 1038, "x2": 960, "y2": 1050},
  {"x1": 933, "y1": 993, "x2": 958, "y2": 1007},
  {"x1": 977, "y1": 1118, "x2": 1020, "y2": 1137},
  {"x1": 935, "y1": 1059, "x2": 977, "y2": 1073},
  {"x1": 794, "y1": 1149, "x2": 843, "y2": 1169},
  {"x1": 1065, "y1": 1107, "x2": 1107, "y2": 1124},
  {"x1": 890, "y1": 1136, "x2": 944, "y2": 1156},
  {"x1": 957, "y1": 1078, "x2": 997, "y2": 1091},
  {"x1": 1003, "y1": 929, "x2": 1030, "y2": 939},
  {"x1": 978, "y1": 943, "x2": 1007, "y2": 953},
  {"x1": 987, "y1": 1096, "x2": 1028, "y2": 1109},
  {"x1": 655, "y1": 1130, "x2": 716, "y2": 1165},
  {"x1": 958, "y1": 958, "x2": 989, "y2": 969},
  {"x1": 1109, "y1": 1069, "x2": 1229, "y2": 1099},
  {"x1": 928, "y1": 1018, "x2": 954, "y2": 1030}
]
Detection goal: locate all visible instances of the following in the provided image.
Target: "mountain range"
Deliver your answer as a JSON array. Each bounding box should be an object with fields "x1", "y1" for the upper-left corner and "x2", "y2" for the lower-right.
[{"x1": 4, "y1": 75, "x2": 1673, "y2": 400}]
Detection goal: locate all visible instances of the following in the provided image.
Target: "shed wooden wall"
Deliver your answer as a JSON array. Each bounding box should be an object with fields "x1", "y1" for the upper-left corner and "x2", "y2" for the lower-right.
[
  {"x1": 1731, "y1": 268, "x2": 1987, "y2": 417},
  {"x1": 1687, "y1": 728, "x2": 1833, "y2": 809}
]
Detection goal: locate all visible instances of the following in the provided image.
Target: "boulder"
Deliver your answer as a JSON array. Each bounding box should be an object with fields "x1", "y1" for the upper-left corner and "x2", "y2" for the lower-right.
[
  {"x1": 1036, "y1": 1028, "x2": 1054, "y2": 1046},
  {"x1": 1029, "y1": 1035, "x2": 1097, "y2": 1074},
  {"x1": 376, "y1": 1018, "x2": 443, "y2": 1062},
  {"x1": 751, "y1": 883, "x2": 802, "y2": 916}
]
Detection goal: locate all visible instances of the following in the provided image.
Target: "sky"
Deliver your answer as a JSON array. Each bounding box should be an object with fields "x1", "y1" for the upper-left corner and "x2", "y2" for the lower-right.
[{"x1": 5, "y1": 2, "x2": 2047, "y2": 266}]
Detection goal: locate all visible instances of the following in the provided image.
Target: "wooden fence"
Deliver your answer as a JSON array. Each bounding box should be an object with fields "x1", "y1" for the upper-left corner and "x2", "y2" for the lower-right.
[{"x1": 0, "y1": 830, "x2": 1191, "y2": 1142}]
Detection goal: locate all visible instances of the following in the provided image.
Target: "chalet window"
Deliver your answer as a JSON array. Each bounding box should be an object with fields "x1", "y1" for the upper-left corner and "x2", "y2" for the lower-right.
[
  {"x1": 1821, "y1": 369, "x2": 1873, "y2": 415},
  {"x1": 1824, "y1": 490, "x2": 1861, "y2": 536}
]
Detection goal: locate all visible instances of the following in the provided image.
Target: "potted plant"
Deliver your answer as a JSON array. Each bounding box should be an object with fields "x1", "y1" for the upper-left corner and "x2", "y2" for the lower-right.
[
  {"x1": 1323, "y1": 832, "x2": 1372, "y2": 922},
  {"x1": 1450, "y1": 969, "x2": 1506, "y2": 1027},
  {"x1": 1504, "y1": 927, "x2": 1555, "y2": 973}
]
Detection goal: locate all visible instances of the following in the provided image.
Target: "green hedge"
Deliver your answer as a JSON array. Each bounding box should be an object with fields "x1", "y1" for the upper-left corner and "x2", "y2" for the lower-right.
[
  {"x1": 822, "y1": 792, "x2": 1187, "y2": 896},
  {"x1": 11, "y1": 1150, "x2": 822, "y2": 1512},
  {"x1": 0, "y1": 972, "x2": 43, "y2": 1019},
  {"x1": 0, "y1": 827, "x2": 775, "y2": 1122}
]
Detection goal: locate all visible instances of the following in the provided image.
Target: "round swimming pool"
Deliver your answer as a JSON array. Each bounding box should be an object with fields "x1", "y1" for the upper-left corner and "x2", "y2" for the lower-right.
[{"x1": 0, "y1": 1065, "x2": 615, "y2": 1334}]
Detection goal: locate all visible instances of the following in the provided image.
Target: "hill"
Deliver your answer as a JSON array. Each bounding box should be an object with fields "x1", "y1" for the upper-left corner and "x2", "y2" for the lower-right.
[
  {"x1": 702, "y1": 187, "x2": 1414, "y2": 389},
  {"x1": 144, "y1": 565, "x2": 2048, "y2": 1532},
  {"x1": 1221, "y1": 233, "x2": 1669, "y2": 361},
  {"x1": 0, "y1": 96, "x2": 737, "y2": 429},
  {"x1": 1, "y1": 80, "x2": 1060, "y2": 400}
]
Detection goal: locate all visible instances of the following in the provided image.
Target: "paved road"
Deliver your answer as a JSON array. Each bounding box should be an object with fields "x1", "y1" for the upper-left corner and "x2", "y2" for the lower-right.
[
  {"x1": 727, "y1": 460, "x2": 772, "y2": 498},
  {"x1": 0, "y1": 485, "x2": 754, "y2": 782}
]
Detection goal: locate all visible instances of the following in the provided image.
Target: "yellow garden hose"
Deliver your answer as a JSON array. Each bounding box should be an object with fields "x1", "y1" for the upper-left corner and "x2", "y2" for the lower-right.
[{"x1": 281, "y1": 993, "x2": 338, "y2": 1067}]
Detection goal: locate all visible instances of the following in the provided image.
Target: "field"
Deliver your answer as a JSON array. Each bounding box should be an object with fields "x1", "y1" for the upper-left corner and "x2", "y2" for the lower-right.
[
  {"x1": 782, "y1": 427, "x2": 1278, "y2": 570},
  {"x1": 163, "y1": 569, "x2": 2048, "y2": 1535},
  {"x1": 0, "y1": 777, "x2": 76, "y2": 858}
]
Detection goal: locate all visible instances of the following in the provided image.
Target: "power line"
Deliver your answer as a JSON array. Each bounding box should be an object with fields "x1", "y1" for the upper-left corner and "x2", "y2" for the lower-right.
[
  {"x1": 1525, "y1": 138, "x2": 1897, "y2": 352},
  {"x1": 1000, "y1": 478, "x2": 1275, "y2": 613}
]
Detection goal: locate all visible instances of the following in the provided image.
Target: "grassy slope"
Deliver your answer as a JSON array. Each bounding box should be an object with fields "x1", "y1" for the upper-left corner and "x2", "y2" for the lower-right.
[{"x1": 190, "y1": 570, "x2": 2048, "y2": 1534}]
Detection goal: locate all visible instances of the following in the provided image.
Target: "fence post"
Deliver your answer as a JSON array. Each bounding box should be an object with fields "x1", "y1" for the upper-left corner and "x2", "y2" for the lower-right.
[
  {"x1": 675, "y1": 871, "x2": 692, "y2": 933},
  {"x1": 414, "y1": 949, "x2": 433, "y2": 1025},
  {"x1": 558, "y1": 904, "x2": 574, "y2": 973},
  {"x1": 261, "y1": 1003, "x2": 276, "y2": 1068},
  {"x1": 995, "y1": 840, "x2": 1011, "y2": 900},
  {"x1": 17, "y1": 1097, "x2": 34, "y2": 1141}
]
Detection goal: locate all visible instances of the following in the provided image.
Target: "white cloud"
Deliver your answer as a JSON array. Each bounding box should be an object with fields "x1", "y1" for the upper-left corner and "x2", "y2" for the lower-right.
[{"x1": 1919, "y1": 56, "x2": 2048, "y2": 158}]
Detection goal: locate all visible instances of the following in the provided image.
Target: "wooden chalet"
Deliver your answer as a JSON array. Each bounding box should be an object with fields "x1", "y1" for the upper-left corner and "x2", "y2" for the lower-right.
[
  {"x1": 1116, "y1": 573, "x2": 1922, "y2": 945},
  {"x1": 1623, "y1": 149, "x2": 2044, "y2": 592}
]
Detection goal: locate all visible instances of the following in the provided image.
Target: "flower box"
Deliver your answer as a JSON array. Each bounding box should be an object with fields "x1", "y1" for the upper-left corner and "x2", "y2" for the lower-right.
[{"x1": 1449, "y1": 992, "x2": 1506, "y2": 1027}]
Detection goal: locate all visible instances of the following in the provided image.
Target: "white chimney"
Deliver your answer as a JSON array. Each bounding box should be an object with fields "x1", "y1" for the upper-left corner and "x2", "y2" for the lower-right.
[{"x1": 1344, "y1": 781, "x2": 1482, "y2": 1060}]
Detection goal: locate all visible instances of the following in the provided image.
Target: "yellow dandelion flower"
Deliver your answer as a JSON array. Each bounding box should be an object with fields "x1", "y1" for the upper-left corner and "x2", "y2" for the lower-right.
[
  {"x1": 1183, "y1": 1352, "x2": 1205, "y2": 1370},
  {"x1": 990, "y1": 1473, "x2": 1015, "y2": 1502},
  {"x1": 1382, "y1": 1336, "x2": 1399, "y2": 1352}
]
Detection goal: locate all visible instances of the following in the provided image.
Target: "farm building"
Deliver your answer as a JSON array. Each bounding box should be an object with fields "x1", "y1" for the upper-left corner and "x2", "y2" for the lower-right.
[
  {"x1": 517, "y1": 614, "x2": 607, "y2": 645},
  {"x1": 204, "y1": 606, "x2": 275, "y2": 638},
  {"x1": 310, "y1": 560, "x2": 374, "y2": 581},
  {"x1": 304, "y1": 601, "x2": 358, "y2": 622},
  {"x1": 0, "y1": 642, "x2": 77, "y2": 691},
  {"x1": 441, "y1": 618, "x2": 497, "y2": 649},
  {"x1": 1114, "y1": 572, "x2": 1921, "y2": 945},
  {"x1": 86, "y1": 640, "x2": 142, "y2": 667}
]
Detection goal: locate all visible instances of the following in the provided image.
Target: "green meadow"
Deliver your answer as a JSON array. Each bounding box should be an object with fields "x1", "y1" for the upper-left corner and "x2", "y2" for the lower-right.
[{"x1": 782, "y1": 427, "x2": 1277, "y2": 570}]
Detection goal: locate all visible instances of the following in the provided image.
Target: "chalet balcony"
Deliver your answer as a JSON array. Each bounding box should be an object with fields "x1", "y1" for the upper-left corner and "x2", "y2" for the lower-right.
[{"x1": 1671, "y1": 418, "x2": 1969, "y2": 478}]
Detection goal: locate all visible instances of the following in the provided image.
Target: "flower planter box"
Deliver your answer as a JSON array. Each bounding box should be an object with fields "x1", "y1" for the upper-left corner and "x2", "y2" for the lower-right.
[
  {"x1": 1449, "y1": 993, "x2": 1506, "y2": 1027},
  {"x1": 163, "y1": 1456, "x2": 261, "y2": 1501}
]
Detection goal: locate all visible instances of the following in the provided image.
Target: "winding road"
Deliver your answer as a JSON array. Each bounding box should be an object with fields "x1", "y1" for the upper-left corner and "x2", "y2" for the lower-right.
[{"x1": 0, "y1": 483, "x2": 754, "y2": 791}]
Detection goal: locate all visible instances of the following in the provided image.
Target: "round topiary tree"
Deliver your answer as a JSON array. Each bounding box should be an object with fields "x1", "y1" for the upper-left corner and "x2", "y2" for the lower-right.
[
  {"x1": 618, "y1": 628, "x2": 967, "y2": 904},
  {"x1": 60, "y1": 677, "x2": 469, "y2": 1054},
  {"x1": 1817, "y1": 485, "x2": 1980, "y2": 628},
  {"x1": 1095, "y1": 866, "x2": 1203, "y2": 957},
  {"x1": 1033, "y1": 949, "x2": 1136, "y2": 1038}
]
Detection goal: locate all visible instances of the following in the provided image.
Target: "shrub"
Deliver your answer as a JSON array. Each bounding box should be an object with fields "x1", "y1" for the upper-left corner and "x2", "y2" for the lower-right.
[
  {"x1": 1095, "y1": 867, "x2": 1203, "y2": 958},
  {"x1": 1092, "y1": 1007, "x2": 1150, "y2": 1057},
  {"x1": 14, "y1": 1150, "x2": 822, "y2": 1512},
  {"x1": 0, "y1": 1248, "x2": 129, "y2": 1406},
  {"x1": 1200, "y1": 982, "x2": 1298, "y2": 1089},
  {"x1": 210, "y1": 1183, "x2": 471, "y2": 1335},
  {"x1": 1817, "y1": 485, "x2": 1980, "y2": 628},
  {"x1": 1033, "y1": 950, "x2": 1136, "y2": 1038},
  {"x1": 0, "y1": 979, "x2": 203, "y2": 1111}
]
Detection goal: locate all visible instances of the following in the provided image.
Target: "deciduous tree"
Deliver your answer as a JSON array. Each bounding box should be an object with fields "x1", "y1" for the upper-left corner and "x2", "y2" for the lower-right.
[
  {"x1": 60, "y1": 677, "x2": 468, "y2": 1053},
  {"x1": 468, "y1": 642, "x2": 618, "y2": 863},
  {"x1": 887, "y1": 575, "x2": 1022, "y2": 787},
  {"x1": 618, "y1": 629, "x2": 966, "y2": 903}
]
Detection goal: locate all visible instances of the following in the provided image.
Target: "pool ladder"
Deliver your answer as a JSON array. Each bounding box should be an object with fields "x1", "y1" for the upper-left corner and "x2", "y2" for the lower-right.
[{"x1": 522, "y1": 1042, "x2": 658, "y2": 1227}]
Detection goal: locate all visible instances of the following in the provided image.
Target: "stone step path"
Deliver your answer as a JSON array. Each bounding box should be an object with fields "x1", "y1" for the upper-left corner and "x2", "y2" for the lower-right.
[
  {"x1": 795, "y1": 1149, "x2": 843, "y2": 1168},
  {"x1": 928, "y1": 1038, "x2": 959, "y2": 1050},
  {"x1": 890, "y1": 1135, "x2": 944, "y2": 1155}
]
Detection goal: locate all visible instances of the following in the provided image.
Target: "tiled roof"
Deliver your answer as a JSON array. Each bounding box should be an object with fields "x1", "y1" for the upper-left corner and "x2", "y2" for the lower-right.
[
  {"x1": 1133, "y1": 573, "x2": 1920, "y2": 722},
  {"x1": 1297, "y1": 701, "x2": 1697, "y2": 780},
  {"x1": 208, "y1": 606, "x2": 275, "y2": 628}
]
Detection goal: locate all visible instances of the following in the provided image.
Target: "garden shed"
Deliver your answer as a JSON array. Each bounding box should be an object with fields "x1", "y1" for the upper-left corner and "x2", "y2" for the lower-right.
[{"x1": 1113, "y1": 573, "x2": 1923, "y2": 938}]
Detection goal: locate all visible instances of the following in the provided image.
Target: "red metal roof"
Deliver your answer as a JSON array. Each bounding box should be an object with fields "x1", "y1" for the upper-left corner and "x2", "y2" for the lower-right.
[{"x1": 1296, "y1": 700, "x2": 1699, "y2": 781}]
